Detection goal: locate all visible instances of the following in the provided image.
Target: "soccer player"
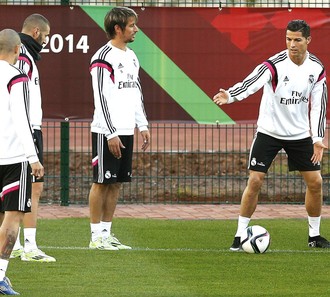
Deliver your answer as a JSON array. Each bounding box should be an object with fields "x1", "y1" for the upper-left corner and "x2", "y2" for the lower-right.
[
  {"x1": 88, "y1": 7, "x2": 150, "y2": 250},
  {"x1": 0, "y1": 28, "x2": 44, "y2": 295},
  {"x1": 10, "y1": 14, "x2": 55, "y2": 262},
  {"x1": 213, "y1": 20, "x2": 330, "y2": 250}
]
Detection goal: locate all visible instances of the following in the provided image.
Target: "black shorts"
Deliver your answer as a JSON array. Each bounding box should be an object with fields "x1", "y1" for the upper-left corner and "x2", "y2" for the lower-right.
[
  {"x1": 32, "y1": 129, "x2": 44, "y2": 183},
  {"x1": 91, "y1": 133, "x2": 134, "y2": 184},
  {"x1": 248, "y1": 132, "x2": 320, "y2": 173},
  {"x1": 0, "y1": 161, "x2": 32, "y2": 213}
]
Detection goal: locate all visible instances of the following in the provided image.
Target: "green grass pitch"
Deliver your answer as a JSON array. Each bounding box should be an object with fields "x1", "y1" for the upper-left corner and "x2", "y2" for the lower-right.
[{"x1": 9, "y1": 217, "x2": 330, "y2": 296}]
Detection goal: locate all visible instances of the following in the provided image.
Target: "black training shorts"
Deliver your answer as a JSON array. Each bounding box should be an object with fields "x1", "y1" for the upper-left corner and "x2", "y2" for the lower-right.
[
  {"x1": 91, "y1": 133, "x2": 134, "y2": 184},
  {"x1": 248, "y1": 132, "x2": 320, "y2": 173},
  {"x1": 0, "y1": 161, "x2": 32, "y2": 212}
]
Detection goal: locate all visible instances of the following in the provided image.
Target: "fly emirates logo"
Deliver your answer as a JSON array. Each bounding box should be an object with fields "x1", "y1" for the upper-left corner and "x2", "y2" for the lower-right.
[
  {"x1": 280, "y1": 91, "x2": 308, "y2": 105},
  {"x1": 118, "y1": 73, "x2": 138, "y2": 89}
]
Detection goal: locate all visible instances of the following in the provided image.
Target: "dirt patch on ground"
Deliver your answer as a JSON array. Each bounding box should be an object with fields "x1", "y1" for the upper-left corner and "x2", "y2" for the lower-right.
[{"x1": 42, "y1": 151, "x2": 314, "y2": 205}]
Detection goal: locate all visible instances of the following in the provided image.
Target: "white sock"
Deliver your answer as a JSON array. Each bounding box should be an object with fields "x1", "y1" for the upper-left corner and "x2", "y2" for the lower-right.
[
  {"x1": 235, "y1": 216, "x2": 251, "y2": 237},
  {"x1": 0, "y1": 259, "x2": 8, "y2": 280},
  {"x1": 90, "y1": 223, "x2": 102, "y2": 242},
  {"x1": 308, "y1": 216, "x2": 321, "y2": 237},
  {"x1": 101, "y1": 221, "x2": 112, "y2": 240},
  {"x1": 13, "y1": 227, "x2": 22, "y2": 250},
  {"x1": 24, "y1": 228, "x2": 38, "y2": 252}
]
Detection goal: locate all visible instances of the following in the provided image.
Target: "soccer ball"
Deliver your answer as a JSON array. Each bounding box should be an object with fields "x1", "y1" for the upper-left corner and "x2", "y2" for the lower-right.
[{"x1": 240, "y1": 225, "x2": 270, "y2": 254}]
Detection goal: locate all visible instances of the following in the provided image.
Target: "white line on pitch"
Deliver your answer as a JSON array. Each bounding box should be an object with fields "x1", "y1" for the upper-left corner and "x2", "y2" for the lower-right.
[{"x1": 39, "y1": 246, "x2": 330, "y2": 254}]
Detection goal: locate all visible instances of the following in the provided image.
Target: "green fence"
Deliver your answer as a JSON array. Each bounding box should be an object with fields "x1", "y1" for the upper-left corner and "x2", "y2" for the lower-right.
[
  {"x1": 42, "y1": 121, "x2": 330, "y2": 205},
  {"x1": 2, "y1": 0, "x2": 330, "y2": 205}
]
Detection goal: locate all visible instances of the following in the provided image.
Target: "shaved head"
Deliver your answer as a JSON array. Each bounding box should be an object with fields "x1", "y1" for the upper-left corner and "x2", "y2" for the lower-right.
[
  {"x1": 0, "y1": 29, "x2": 20, "y2": 53},
  {"x1": 22, "y1": 13, "x2": 50, "y2": 33},
  {"x1": 0, "y1": 29, "x2": 21, "y2": 64}
]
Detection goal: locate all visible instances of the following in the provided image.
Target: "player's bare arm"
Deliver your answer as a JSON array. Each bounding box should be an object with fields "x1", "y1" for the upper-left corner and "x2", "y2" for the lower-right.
[
  {"x1": 213, "y1": 88, "x2": 229, "y2": 106},
  {"x1": 311, "y1": 141, "x2": 328, "y2": 164}
]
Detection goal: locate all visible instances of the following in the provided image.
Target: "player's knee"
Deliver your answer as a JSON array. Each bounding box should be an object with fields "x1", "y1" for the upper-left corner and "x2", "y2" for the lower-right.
[
  {"x1": 247, "y1": 173, "x2": 264, "y2": 191},
  {"x1": 307, "y1": 175, "x2": 323, "y2": 192}
]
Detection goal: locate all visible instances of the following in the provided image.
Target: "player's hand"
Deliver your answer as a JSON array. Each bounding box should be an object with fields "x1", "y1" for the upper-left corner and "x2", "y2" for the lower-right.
[
  {"x1": 213, "y1": 88, "x2": 229, "y2": 106},
  {"x1": 141, "y1": 130, "x2": 150, "y2": 151},
  {"x1": 311, "y1": 141, "x2": 327, "y2": 164},
  {"x1": 30, "y1": 162, "x2": 44, "y2": 179},
  {"x1": 108, "y1": 136, "x2": 125, "y2": 159}
]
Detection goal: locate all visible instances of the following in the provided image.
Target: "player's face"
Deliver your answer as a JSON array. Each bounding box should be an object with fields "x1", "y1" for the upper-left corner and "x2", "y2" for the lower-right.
[
  {"x1": 122, "y1": 17, "x2": 139, "y2": 43},
  {"x1": 35, "y1": 25, "x2": 50, "y2": 46},
  {"x1": 286, "y1": 30, "x2": 311, "y2": 62}
]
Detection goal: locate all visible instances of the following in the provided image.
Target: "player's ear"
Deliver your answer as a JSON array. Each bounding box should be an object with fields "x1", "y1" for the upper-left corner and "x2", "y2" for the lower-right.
[
  {"x1": 14, "y1": 44, "x2": 20, "y2": 55},
  {"x1": 306, "y1": 36, "x2": 312, "y2": 44},
  {"x1": 114, "y1": 24, "x2": 122, "y2": 35},
  {"x1": 32, "y1": 27, "x2": 40, "y2": 39}
]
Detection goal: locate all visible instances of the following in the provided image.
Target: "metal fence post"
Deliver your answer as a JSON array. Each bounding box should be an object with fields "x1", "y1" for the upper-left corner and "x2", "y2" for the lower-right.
[{"x1": 60, "y1": 120, "x2": 70, "y2": 206}]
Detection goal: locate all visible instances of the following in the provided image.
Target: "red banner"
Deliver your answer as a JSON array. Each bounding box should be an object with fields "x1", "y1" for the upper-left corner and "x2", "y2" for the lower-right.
[{"x1": 1, "y1": 6, "x2": 330, "y2": 122}]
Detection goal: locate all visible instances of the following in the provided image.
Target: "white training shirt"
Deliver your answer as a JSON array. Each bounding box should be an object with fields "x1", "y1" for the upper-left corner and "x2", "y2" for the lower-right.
[
  {"x1": 0, "y1": 60, "x2": 38, "y2": 165},
  {"x1": 90, "y1": 41, "x2": 148, "y2": 139},
  {"x1": 227, "y1": 50, "x2": 327, "y2": 143},
  {"x1": 15, "y1": 44, "x2": 42, "y2": 130}
]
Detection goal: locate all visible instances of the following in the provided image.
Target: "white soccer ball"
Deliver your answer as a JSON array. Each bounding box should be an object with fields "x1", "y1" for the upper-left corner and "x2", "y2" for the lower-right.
[{"x1": 240, "y1": 225, "x2": 271, "y2": 254}]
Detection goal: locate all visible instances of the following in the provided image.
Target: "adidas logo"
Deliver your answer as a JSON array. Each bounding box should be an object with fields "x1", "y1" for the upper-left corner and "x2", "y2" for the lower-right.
[
  {"x1": 284, "y1": 76, "x2": 289, "y2": 82},
  {"x1": 30, "y1": 255, "x2": 46, "y2": 260},
  {"x1": 118, "y1": 63, "x2": 124, "y2": 69},
  {"x1": 0, "y1": 285, "x2": 8, "y2": 292},
  {"x1": 309, "y1": 74, "x2": 314, "y2": 84}
]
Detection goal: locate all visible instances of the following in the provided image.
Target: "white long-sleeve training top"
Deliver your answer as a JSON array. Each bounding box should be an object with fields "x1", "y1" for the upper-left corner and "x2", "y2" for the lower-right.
[
  {"x1": 15, "y1": 44, "x2": 42, "y2": 130},
  {"x1": 90, "y1": 41, "x2": 148, "y2": 139},
  {"x1": 227, "y1": 50, "x2": 327, "y2": 143},
  {"x1": 0, "y1": 60, "x2": 38, "y2": 165}
]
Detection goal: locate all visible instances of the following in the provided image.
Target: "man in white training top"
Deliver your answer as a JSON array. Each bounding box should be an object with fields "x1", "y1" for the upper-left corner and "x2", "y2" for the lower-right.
[{"x1": 213, "y1": 19, "x2": 329, "y2": 250}]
